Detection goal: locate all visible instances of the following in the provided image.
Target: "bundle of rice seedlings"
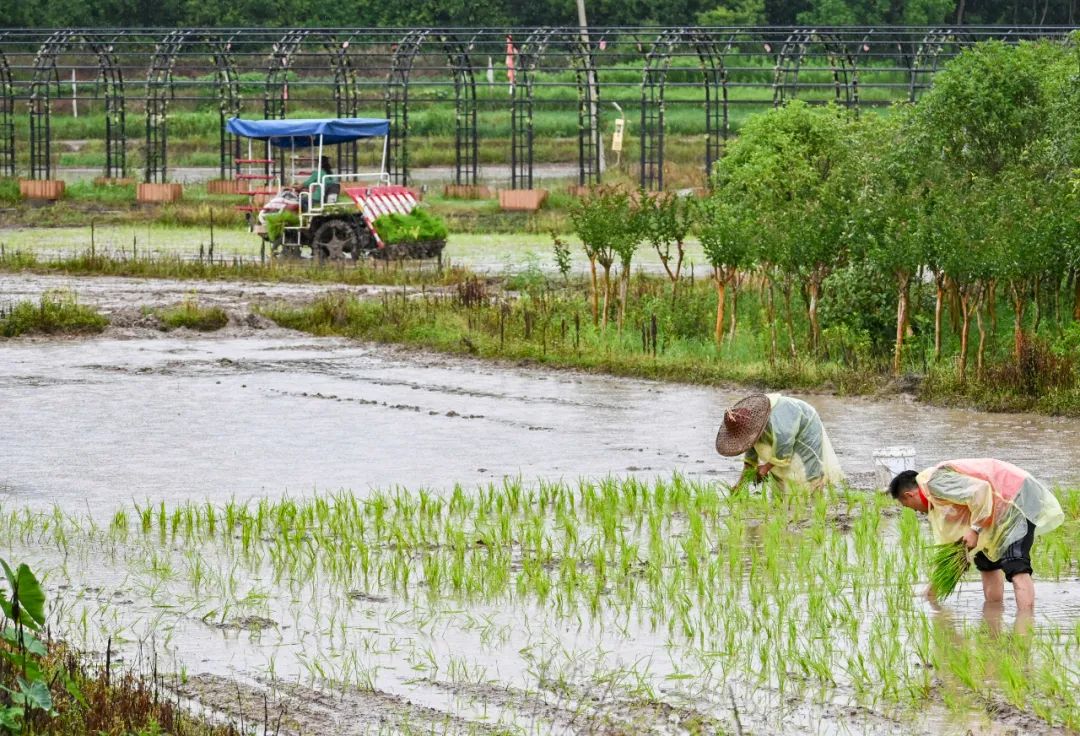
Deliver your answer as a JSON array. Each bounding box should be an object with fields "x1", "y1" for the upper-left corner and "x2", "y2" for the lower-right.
[{"x1": 928, "y1": 540, "x2": 970, "y2": 600}]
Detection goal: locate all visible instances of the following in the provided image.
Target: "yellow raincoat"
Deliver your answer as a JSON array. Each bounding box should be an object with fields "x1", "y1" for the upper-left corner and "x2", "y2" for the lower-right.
[
  {"x1": 917, "y1": 459, "x2": 1065, "y2": 561},
  {"x1": 744, "y1": 394, "x2": 844, "y2": 490}
]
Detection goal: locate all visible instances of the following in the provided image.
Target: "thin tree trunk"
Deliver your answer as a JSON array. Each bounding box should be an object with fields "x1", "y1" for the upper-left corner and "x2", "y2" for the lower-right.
[
  {"x1": 948, "y1": 278, "x2": 962, "y2": 334},
  {"x1": 1074, "y1": 272, "x2": 1080, "y2": 321},
  {"x1": 959, "y1": 290, "x2": 972, "y2": 382},
  {"x1": 1010, "y1": 282, "x2": 1026, "y2": 358},
  {"x1": 894, "y1": 272, "x2": 911, "y2": 376},
  {"x1": 727, "y1": 273, "x2": 739, "y2": 343},
  {"x1": 976, "y1": 297, "x2": 987, "y2": 381},
  {"x1": 764, "y1": 275, "x2": 778, "y2": 364},
  {"x1": 782, "y1": 281, "x2": 797, "y2": 360},
  {"x1": 934, "y1": 272, "x2": 945, "y2": 362},
  {"x1": 589, "y1": 257, "x2": 599, "y2": 326},
  {"x1": 1033, "y1": 277, "x2": 1042, "y2": 333},
  {"x1": 601, "y1": 266, "x2": 611, "y2": 332},
  {"x1": 956, "y1": 0, "x2": 966, "y2": 23},
  {"x1": 618, "y1": 267, "x2": 630, "y2": 333},
  {"x1": 658, "y1": 248, "x2": 677, "y2": 283},
  {"x1": 807, "y1": 277, "x2": 821, "y2": 355},
  {"x1": 713, "y1": 267, "x2": 726, "y2": 347},
  {"x1": 987, "y1": 279, "x2": 997, "y2": 335}
]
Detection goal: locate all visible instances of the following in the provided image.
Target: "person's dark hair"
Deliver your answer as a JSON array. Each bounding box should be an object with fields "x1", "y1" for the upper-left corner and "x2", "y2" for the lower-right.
[
  {"x1": 320, "y1": 155, "x2": 333, "y2": 173},
  {"x1": 888, "y1": 470, "x2": 919, "y2": 499}
]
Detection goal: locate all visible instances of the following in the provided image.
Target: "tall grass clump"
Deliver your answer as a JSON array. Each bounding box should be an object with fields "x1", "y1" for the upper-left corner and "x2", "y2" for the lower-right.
[
  {"x1": 0, "y1": 293, "x2": 108, "y2": 337},
  {"x1": 157, "y1": 299, "x2": 229, "y2": 332}
]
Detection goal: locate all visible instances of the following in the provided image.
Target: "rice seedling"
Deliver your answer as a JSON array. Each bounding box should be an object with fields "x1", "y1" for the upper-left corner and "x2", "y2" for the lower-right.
[
  {"x1": 0, "y1": 479, "x2": 1073, "y2": 734},
  {"x1": 928, "y1": 540, "x2": 971, "y2": 601}
]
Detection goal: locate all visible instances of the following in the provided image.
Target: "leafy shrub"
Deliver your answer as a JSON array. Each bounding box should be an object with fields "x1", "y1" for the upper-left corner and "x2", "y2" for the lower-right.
[
  {"x1": 988, "y1": 331, "x2": 1076, "y2": 397},
  {"x1": 0, "y1": 179, "x2": 20, "y2": 205},
  {"x1": 819, "y1": 262, "x2": 898, "y2": 350},
  {"x1": 373, "y1": 208, "x2": 448, "y2": 245},
  {"x1": 1052, "y1": 322, "x2": 1080, "y2": 358},
  {"x1": 0, "y1": 293, "x2": 108, "y2": 337},
  {"x1": 0, "y1": 558, "x2": 71, "y2": 731}
]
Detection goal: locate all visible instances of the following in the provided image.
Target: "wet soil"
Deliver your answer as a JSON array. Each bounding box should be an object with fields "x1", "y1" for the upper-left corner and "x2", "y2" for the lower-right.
[
  {"x1": 0, "y1": 271, "x2": 420, "y2": 316},
  {"x1": 169, "y1": 662, "x2": 1077, "y2": 736}
]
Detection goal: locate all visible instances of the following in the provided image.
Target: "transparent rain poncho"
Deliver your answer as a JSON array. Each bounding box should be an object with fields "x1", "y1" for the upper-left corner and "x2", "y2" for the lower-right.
[
  {"x1": 744, "y1": 394, "x2": 845, "y2": 490},
  {"x1": 917, "y1": 459, "x2": 1065, "y2": 562}
]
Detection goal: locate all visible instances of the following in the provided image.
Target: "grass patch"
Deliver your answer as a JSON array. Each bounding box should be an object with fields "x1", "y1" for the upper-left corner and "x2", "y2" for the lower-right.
[
  {"x1": 157, "y1": 299, "x2": 229, "y2": 332},
  {"x1": 0, "y1": 248, "x2": 462, "y2": 288},
  {"x1": 259, "y1": 278, "x2": 1080, "y2": 417},
  {"x1": 0, "y1": 293, "x2": 108, "y2": 337}
]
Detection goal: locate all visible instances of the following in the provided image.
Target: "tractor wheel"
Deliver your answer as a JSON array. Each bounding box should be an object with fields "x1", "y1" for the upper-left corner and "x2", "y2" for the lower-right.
[
  {"x1": 350, "y1": 228, "x2": 377, "y2": 260},
  {"x1": 311, "y1": 218, "x2": 357, "y2": 262}
]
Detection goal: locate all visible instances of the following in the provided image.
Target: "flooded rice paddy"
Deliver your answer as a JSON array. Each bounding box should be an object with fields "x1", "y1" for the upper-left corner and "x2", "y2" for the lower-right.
[
  {"x1": 2, "y1": 272, "x2": 1079, "y2": 734},
  {"x1": 4, "y1": 331, "x2": 1080, "y2": 509}
]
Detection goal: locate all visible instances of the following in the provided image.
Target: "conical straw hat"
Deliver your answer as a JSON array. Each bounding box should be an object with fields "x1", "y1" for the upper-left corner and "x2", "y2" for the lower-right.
[{"x1": 715, "y1": 394, "x2": 771, "y2": 456}]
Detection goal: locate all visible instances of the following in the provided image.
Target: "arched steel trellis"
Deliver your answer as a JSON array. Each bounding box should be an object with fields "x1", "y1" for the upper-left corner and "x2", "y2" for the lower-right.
[
  {"x1": 639, "y1": 29, "x2": 734, "y2": 189},
  {"x1": 28, "y1": 31, "x2": 72, "y2": 180},
  {"x1": 29, "y1": 32, "x2": 127, "y2": 180},
  {"x1": 263, "y1": 30, "x2": 308, "y2": 184},
  {"x1": 93, "y1": 37, "x2": 125, "y2": 179},
  {"x1": 213, "y1": 35, "x2": 242, "y2": 180},
  {"x1": 325, "y1": 34, "x2": 359, "y2": 174},
  {"x1": 510, "y1": 28, "x2": 554, "y2": 190},
  {"x1": 145, "y1": 30, "x2": 189, "y2": 183},
  {"x1": 640, "y1": 29, "x2": 679, "y2": 190},
  {"x1": 442, "y1": 32, "x2": 479, "y2": 187},
  {"x1": 0, "y1": 26, "x2": 1073, "y2": 189},
  {"x1": 692, "y1": 31, "x2": 730, "y2": 180},
  {"x1": 772, "y1": 30, "x2": 859, "y2": 108},
  {"x1": 0, "y1": 34, "x2": 14, "y2": 177},
  {"x1": 909, "y1": 29, "x2": 972, "y2": 101},
  {"x1": 573, "y1": 34, "x2": 602, "y2": 187},
  {"x1": 385, "y1": 30, "x2": 428, "y2": 186}
]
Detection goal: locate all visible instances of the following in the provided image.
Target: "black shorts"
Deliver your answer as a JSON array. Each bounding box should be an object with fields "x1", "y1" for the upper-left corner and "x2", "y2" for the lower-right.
[{"x1": 973, "y1": 520, "x2": 1036, "y2": 582}]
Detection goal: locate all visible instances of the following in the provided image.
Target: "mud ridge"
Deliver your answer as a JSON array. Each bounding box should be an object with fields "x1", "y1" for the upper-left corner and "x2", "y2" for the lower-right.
[{"x1": 170, "y1": 673, "x2": 509, "y2": 736}]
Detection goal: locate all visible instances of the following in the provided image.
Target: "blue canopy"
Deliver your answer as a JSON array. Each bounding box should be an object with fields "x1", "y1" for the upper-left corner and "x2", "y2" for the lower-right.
[{"x1": 225, "y1": 117, "x2": 390, "y2": 147}]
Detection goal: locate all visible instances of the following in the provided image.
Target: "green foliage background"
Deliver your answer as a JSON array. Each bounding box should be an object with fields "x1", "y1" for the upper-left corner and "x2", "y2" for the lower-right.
[{"x1": 2, "y1": 0, "x2": 1077, "y2": 29}]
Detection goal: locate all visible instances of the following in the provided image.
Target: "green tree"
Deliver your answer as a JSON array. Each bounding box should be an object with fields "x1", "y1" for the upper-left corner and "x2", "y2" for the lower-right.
[
  {"x1": 569, "y1": 187, "x2": 634, "y2": 331},
  {"x1": 714, "y1": 101, "x2": 855, "y2": 355},
  {"x1": 641, "y1": 191, "x2": 695, "y2": 290},
  {"x1": 696, "y1": 193, "x2": 753, "y2": 346},
  {"x1": 697, "y1": 0, "x2": 767, "y2": 25},
  {"x1": 848, "y1": 111, "x2": 928, "y2": 375},
  {"x1": 797, "y1": 0, "x2": 952, "y2": 24},
  {"x1": 913, "y1": 40, "x2": 1067, "y2": 178}
]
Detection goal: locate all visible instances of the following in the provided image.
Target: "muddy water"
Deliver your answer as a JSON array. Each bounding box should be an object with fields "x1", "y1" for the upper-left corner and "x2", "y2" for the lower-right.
[
  {"x1": 2, "y1": 333, "x2": 1080, "y2": 510},
  {"x1": 0, "y1": 272, "x2": 412, "y2": 314}
]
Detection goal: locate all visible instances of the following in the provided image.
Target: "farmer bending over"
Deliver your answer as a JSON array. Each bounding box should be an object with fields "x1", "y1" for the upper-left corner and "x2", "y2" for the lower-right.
[
  {"x1": 889, "y1": 459, "x2": 1064, "y2": 611},
  {"x1": 715, "y1": 393, "x2": 844, "y2": 491}
]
